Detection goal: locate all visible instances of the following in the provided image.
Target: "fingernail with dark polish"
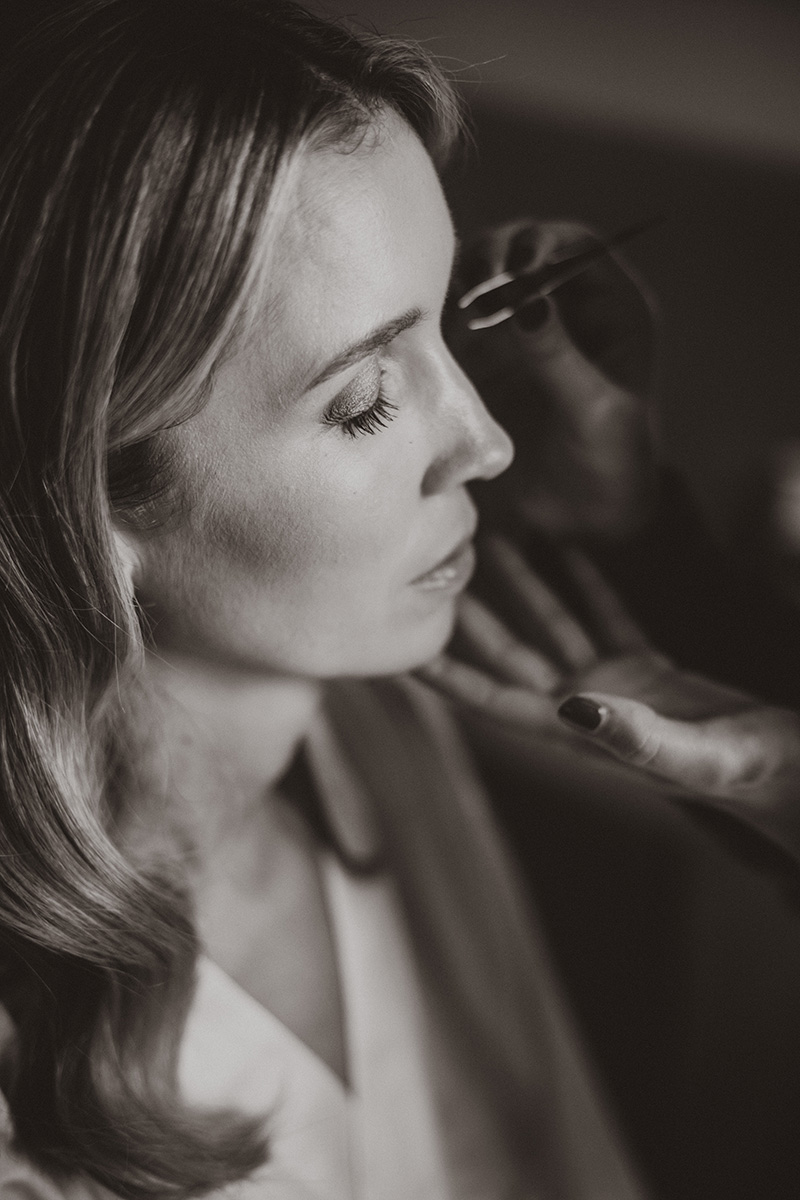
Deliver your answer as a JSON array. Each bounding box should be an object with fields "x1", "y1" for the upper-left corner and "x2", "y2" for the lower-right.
[
  {"x1": 558, "y1": 696, "x2": 606, "y2": 732},
  {"x1": 515, "y1": 296, "x2": 551, "y2": 332}
]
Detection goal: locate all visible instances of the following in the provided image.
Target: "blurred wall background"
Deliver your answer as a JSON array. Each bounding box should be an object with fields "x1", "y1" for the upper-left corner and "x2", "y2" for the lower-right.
[{"x1": 318, "y1": 0, "x2": 800, "y2": 551}]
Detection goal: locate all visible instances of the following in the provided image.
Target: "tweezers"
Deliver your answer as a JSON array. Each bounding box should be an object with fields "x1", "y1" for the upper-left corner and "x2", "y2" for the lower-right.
[{"x1": 458, "y1": 216, "x2": 663, "y2": 330}]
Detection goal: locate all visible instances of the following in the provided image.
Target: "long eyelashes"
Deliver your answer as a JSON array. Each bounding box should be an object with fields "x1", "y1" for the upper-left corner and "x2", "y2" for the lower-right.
[
  {"x1": 324, "y1": 389, "x2": 399, "y2": 438},
  {"x1": 338, "y1": 393, "x2": 398, "y2": 437}
]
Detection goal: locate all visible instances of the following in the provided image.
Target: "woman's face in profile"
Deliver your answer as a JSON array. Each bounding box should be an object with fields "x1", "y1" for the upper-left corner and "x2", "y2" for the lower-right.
[{"x1": 131, "y1": 112, "x2": 513, "y2": 679}]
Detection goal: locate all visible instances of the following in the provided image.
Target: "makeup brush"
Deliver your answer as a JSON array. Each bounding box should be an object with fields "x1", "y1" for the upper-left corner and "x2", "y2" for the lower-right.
[{"x1": 458, "y1": 215, "x2": 664, "y2": 330}]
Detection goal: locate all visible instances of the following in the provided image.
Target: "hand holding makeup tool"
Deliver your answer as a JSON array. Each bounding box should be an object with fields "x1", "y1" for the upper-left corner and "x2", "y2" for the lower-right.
[
  {"x1": 444, "y1": 217, "x2": 661, "y2": 538},
  {"x1": 458, "y1": 216, "x2": 664, "y2": 331},
  {"x1": 420, "y1": 534, "x2": 800, "y2": 810}
]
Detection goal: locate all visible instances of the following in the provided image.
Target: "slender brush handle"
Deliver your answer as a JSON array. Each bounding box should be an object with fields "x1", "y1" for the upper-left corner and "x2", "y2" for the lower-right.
[{"x1": 459, "y1": 216, "x2": 664, "y2": 330}]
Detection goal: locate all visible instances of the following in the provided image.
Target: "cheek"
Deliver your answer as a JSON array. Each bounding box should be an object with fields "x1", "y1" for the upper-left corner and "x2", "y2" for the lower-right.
[
  {"x1": 136, "y1": 418, "x2": 448, "y2": 675},
  {"x1": 181, "y1": 435, "x2": 420, "y2": 604},
  {"x1": 250, "y1": 445, "x2": 457, "y2": 673}
]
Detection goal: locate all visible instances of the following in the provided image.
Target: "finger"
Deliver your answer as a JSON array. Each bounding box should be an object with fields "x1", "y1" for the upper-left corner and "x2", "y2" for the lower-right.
[
  {"x1": 518, "y1": 219, "x2": 658, "y2": 394},
  {"x1": 554, "y1": 252, "x2": 659, "y2": 396},
  {"x1": 560, "y1": 548, "x2": 650, "y2": 654},
  {"x1": 457, "y1": 220, "x2": 588, "y2": 302},
  {"x1": 456, "y1": 593, "x2": 562, "y2": 693},
  {"x1": 482, "y1": 536, "x2": 598, "y2": 671},
  {"x1": 557, "y1": 692, "x2": 770, "y2": 795},
  {"x1": 506, "y1": 224, "x2": 542, "y2": 274},
  {"x1": 416, "y1": 655, "x2": 559, "y2": 731},
  {"x1": 508, "y1": 220, "x2": 596, "y2": 275},
  {"x1": 514, "y1": 297, "x2": 638, "y2": 415},
  {"x1": 455, "y1": 222, "x2": 529, "y2": 294},
  {"x1": 515, "y1": 295, "x2": 553, "y2": 333},
  {"x1": 462, "y1": 228, "x2": 599, "y2": 325}
]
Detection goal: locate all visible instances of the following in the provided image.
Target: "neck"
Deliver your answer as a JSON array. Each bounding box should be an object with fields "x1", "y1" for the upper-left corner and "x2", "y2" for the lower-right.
[{"x1": 134, "y1": 649, "x2": 323, "y2": 852}]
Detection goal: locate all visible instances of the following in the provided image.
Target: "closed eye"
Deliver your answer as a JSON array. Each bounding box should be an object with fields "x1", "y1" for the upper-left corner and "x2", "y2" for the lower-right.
[{"x1": 323, "y1": 362, "x2": 398, "y2": 438}]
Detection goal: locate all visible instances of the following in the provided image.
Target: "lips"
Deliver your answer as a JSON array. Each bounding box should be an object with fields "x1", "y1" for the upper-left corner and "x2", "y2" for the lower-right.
[
  {"x1": 412, "y1": 534, "x2": 467, "y2": 580},
  {"x1": 410, "y1": 529, "x2": 477, "y2": 592}
]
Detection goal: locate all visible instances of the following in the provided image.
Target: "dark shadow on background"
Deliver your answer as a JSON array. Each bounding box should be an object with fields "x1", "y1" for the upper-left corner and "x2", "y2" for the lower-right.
[{"x1": 447, "y1": 103, "x2": 800, "y2": 550}]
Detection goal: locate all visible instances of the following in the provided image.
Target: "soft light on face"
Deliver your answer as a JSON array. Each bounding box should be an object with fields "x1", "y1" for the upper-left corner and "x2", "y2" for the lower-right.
[{"x1": 132, "y1": 113, "x2": 513, "y2": 679}]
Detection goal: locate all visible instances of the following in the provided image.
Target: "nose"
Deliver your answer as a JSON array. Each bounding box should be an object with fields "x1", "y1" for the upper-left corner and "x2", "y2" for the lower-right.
[{"x1": 421, "y1": 349, "x2": 514, "y2": 496}]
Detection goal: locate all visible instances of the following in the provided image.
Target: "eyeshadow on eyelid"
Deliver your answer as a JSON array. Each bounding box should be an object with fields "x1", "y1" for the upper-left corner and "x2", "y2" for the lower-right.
[{"x1": 332, "y1": 363, "x2": 381, "y2": 416}]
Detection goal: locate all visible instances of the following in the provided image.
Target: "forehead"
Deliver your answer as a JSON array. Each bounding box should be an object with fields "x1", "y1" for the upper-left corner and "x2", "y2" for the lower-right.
[
  {"x1": 257, "y1": 115, "x2": 454, "y2": 391},
  {"x1": 283, "y1": 114, "x2": 449, "y2": 273}
]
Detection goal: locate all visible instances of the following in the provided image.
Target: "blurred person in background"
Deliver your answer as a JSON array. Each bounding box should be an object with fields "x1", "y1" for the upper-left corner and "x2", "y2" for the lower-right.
[
  {"x1": 430, "y1": 214, "x2": 800, "y2": 1199},
  {"x1": 436, "y1": 215, "x2": 800, "y2": 861}
]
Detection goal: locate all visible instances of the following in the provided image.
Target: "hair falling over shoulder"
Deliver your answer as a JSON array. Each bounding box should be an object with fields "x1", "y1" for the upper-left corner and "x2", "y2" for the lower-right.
[{"x1": 0, "y1": 2, "x2": 463, "y2": 1194}]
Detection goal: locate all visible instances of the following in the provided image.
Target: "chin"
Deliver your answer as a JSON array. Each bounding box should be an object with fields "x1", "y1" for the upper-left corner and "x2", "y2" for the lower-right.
[{"x1": 345, "y1": 602, "x2": 457, "y2": 679}]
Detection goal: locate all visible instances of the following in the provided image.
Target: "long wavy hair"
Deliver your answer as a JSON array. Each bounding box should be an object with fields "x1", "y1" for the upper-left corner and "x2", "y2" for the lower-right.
[{"x1": 0, "y1": 2, "x2": 462, "y2": 1194}]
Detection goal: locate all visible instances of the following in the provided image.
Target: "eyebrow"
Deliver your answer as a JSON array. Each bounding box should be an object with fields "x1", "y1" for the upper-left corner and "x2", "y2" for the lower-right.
[
  {"x1": 305, "y1": 308, "x2": 426, "y2": 391},
  {"x1": 302, "y1": 233, "x2": 461, "y2": 392}
]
